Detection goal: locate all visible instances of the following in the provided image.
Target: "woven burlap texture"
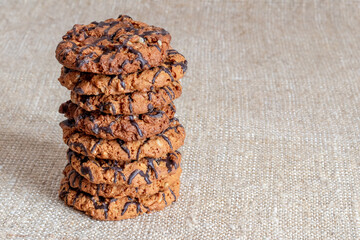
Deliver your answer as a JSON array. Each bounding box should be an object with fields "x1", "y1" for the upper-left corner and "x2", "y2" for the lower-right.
[{"x1": 1, "y1": 0, "x2": 360, "y2": 239}]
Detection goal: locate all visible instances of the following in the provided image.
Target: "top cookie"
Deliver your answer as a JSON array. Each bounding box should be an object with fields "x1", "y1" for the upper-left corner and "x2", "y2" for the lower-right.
[{"x1": 55, "y1": 15, "x2": 171, "y2": 74}]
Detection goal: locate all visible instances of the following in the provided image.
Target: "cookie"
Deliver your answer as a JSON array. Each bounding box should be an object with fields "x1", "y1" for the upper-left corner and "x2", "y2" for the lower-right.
[
  {"x1": 58, "y1": 49, "x2": 187, "y2": 95},
  {"x1": 67, "y1": 149, "x2": 181, "y2": 186},
  {"x1": 60, "y1": 118, "x2": 185, "y2": 162},
  {"x1": 59, "y1": 101, "x2": 175, "y2": 141},
  {"x1": 59, "y1": 176, "x2": 180, "y2": 220},
  {"x1": 64, "y1": 164, "x2": 182, "y2": 199},
  {"x1": 70, "y1": 80, "x2": 181, "y2": 115},
  {"x1": 55, "y1": 15, "x2": 171, "y2": 75}
]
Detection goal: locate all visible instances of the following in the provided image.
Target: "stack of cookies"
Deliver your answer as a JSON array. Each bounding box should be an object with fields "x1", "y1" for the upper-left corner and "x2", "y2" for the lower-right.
[{"x1": 55, "y1": 15, "x2": 187, "y2": 220}]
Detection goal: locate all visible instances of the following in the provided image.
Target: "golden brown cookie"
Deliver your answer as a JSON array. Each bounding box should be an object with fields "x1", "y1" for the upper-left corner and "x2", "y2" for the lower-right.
[
  {"x1": 59, "y1": 101, "x2": 175, "y2": 141},
  {"x1": 59, "y1": 176, "x2": 180, "y2": 220},
  {"x1": 55, "y1": 15, "x2": 171, "y2": 75},
  {"x1": 60, "y1": 118, "x2": 185, "y2": 161},
  {"x1": 70, "y1": 80, "x2": 181, "y2": 115},
  {"x1": 67, "y1": 149, "x2": 181, "y2": 186},
  {"x1": 64, "y1": 164, "x2": 182, "y2": 199},
  {"x1": 58, "y1": 49, "x2": 187, "y2": 95}
]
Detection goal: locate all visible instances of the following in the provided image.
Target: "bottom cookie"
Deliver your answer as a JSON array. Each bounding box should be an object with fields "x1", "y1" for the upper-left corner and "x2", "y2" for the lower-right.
[{"x1": 59, "y1": 176, "x2": 180, "y2": 221}]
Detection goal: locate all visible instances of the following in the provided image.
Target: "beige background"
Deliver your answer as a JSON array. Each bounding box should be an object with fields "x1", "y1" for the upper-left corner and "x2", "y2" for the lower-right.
[{"x1": 1, "y1": 0, "x2": 360, "y2": 239}]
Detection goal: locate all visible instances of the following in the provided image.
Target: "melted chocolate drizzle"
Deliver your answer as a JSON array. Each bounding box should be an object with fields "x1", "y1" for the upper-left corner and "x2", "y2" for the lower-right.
[
  {"x1": 91, "y1": 196, "x2": 118, "y2": 219},
  {"x1": 133, "y1": 121, "x2": 183, "y2": 161},
  {"x1": 166, "y1": 49, "x2": 179, "y2": 55},
  {"x1": 147, "y1": 89, "x2": 153, "y2": 101},
  {"x1": 169, "y1": 102, "x2": 176, "y2": 112},
  {"x1": 169, "y1": 187, "x2": 177, "y2": 201},
  {"x1": 96, "y1": 184, "x2": 105, "y2": 196},
  {"x1": 128, "y1": 115, "x2": 143, "y2": 137},
  {"x1": 147, "y1": 87, "x2": 155, "y2": 111},
  {"x1": 121, "y1": 197, "x2": 142, "y2": 216},
  {"x1": 162, "y1": 193, "x2": 167, "y2": 206},
  {"x1": 148, "y1": 109, "x2": 165, "y2": 118},
  {"x1": 81, "y1": 166, "x2": 94, "y2": 181},
  {"x1": 159, "y1": 134, "x2": 173, "y2": 150},
  {"x1": 147, "y1": 103, "x2": 154, "y2": 112},
  {"x1": 91, "y1": 121, "x2": 115, "y2": 136},
  {"x1": 119, "y1": 74, "x2": 126, "y2": 89},
  {"x1": 98, "y1": 102, "x2": 117, "y2": 115},
  {"x1": 166, "y1": 86, "x2": 175, "y2": 98},
  {"x1": 136, "y1": 138, "x2": 149, "y2": 161},
  {"x1": 127, "y1": 94, "x2": 134, "y2": 114},
  {"x1": 67, "y1": 143, "x2": 88, "y2": 157},
  {"x1": 73, "y1": 86, "x2": 85, "y2": 94},
  {"x1": 127, "y1": 169, "x2": 151, "y2": 185},
  {"x1": 62, "y1": 119, "x2": 75, "y2": 127},
  {"x1": 90, "y1": 139, "x2": 102, "y2": 153},
  {"x1": 116, "y1": 139, "x2": 131, "y2": 159},
  {"x1": 155, "y1": 152, "x2": 179, "y2": 173},
  {"x1": 73, "y1": 191, "x2": 81, "y2": 206},
  {"x1": 67, "y1": 150, "x2": 95, "y2": 181},
  {"x1": 127, "y1": 153, "x2": 179, "y2": 184},
  {"x1": 169, "y1": 60, "x2": 188, "y2": 73},
  {"x1": 69, "y1": 170, "x2": 81, "y2": 189},
  {"x1": 103, "y1": 161, "x2": 126, "y2": 184},
  {"x1": 108, "y1": 75, "x2": 115, "y2": 86},
  {"x1": 151, "y1": 66, "x2": 175, "y2": 84},
  {"x1": 162, "y1": 86, "x2": 173, "y2": 100}
]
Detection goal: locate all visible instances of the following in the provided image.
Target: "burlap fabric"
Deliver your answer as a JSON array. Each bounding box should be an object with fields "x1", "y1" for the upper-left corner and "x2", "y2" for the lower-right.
[{"x1": 1, "y1": 0, "x2": 360, "y2": 239}]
